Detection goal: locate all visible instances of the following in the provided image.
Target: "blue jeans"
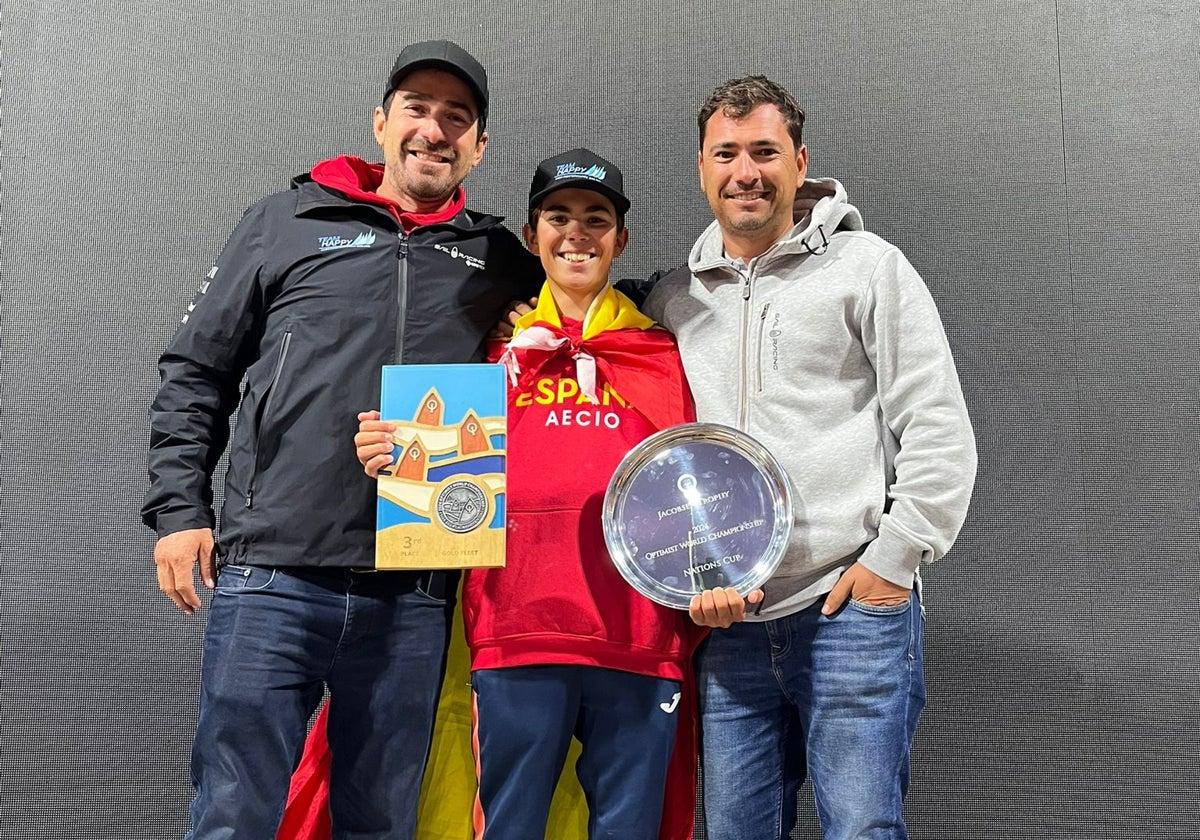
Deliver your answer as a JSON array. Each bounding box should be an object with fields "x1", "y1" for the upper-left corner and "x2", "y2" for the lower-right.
[
  {"x1": 696, "y1": 593, "x2": 924, "y2": 840},
  {"x1": 186, "y1": 564, "x2": 455, "y2": 840},
  {"x1": 472, "y1": 666, "x2": 681, "y2": 840}
]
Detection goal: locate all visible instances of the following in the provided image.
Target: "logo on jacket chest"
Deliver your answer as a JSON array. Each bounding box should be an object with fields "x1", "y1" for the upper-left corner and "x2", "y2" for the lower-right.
[
  {"x1": 317, "y1": 231, "x2": 376, "y2": 251},
  {"x1": 434, "y1": 243, "x2": 486, "y2": 270}
]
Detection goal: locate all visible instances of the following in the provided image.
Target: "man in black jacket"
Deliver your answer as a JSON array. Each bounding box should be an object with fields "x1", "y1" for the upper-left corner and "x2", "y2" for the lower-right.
[{"x1": 143, "y1": 41, "x2": 539, "y2": 840}]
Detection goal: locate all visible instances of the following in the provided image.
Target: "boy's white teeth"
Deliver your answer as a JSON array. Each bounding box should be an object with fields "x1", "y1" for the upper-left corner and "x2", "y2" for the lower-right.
[{"x1": 561, "y1": 253, "x2": 593, "y2": 262}]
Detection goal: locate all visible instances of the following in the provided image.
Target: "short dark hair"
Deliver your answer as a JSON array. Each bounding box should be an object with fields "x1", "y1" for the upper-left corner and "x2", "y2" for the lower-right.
[{"x1": 698, "y1": 75, "x2": 805, "y2": 149}]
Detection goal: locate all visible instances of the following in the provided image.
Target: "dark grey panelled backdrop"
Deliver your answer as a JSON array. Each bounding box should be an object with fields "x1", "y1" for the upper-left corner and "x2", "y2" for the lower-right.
[{"x1": 3, "y1": 1, "x2": 1197, "y2": 837}]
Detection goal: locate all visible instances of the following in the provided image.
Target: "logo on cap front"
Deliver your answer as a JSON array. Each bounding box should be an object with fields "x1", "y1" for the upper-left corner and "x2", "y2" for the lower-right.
[{"x1": 555, "y1": 163, "x2": 607, "y2": 183}]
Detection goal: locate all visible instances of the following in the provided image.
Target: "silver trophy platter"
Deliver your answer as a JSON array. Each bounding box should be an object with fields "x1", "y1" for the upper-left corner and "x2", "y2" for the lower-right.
[{"x1": 602, "y1": 423, "x2": 793, "y2": 609}]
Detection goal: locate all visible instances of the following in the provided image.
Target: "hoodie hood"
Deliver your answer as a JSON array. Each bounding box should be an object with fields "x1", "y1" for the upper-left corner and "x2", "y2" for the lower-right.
[
  {"x1": 307, "y1": 155, "x2": 466, "y2": 230},
  {"x1": 689, "y1": 177, "x2": 863, "y2": 274}
]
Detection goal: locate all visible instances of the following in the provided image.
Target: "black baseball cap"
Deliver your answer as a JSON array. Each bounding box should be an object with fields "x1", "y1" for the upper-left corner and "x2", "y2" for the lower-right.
[
  {"x1": 528, "y1": 148, "x2": 630, "y2": 215},
  {"x1": 385, "y1": 40, "x2": 488, "y2": 129}
]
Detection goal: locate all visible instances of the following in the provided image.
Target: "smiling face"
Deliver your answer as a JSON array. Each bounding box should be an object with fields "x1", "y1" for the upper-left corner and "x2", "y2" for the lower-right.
[
  {"x1": 698, "y1": 103, "x2": 808, "y2": 260},
  {"x1": 523, "y1": 187, "x2": 628, "y2": 320},
  {"x1": 373, "y1": 68, "x2": 487, "y2": 212}
]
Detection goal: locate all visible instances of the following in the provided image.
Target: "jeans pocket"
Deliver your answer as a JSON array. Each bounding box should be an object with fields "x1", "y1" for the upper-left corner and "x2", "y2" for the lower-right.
[
  {"x1": 215, "y1": 564, "x2": 277, "y2": 593},
  {"x1": 413, "y1": 571, "x2": 454, "y2": 605},
  {"x1": 847, "y1": 597, "x2": 912, "y2": 617}
]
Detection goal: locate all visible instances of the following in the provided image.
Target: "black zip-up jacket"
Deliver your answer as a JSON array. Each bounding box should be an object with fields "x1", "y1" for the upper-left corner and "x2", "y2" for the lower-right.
[{"x1": 143, "y1": 175, "x2": 540, "y2": 568}]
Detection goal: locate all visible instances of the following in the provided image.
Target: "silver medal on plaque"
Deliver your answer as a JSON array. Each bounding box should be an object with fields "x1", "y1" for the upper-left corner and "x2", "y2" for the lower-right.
[{"x1": 602, "y1": 423, "x2": 793, "y2": 609}]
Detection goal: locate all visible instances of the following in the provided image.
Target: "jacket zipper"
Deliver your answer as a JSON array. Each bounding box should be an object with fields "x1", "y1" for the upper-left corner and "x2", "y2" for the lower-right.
[
  {"x1": 246, "y1": 329, "x2": 292, "y2": 508},
  {"x1": 737, "y1": 270, "x2": 754, "y2": 428},
  {"x1": 395, "y1": 234, "x2": 410, "y2": 363}
]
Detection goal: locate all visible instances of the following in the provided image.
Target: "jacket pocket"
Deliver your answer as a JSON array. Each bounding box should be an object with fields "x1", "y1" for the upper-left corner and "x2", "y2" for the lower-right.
[{"x1": 245, "y1": 327, "x2": 292, "y2": 509}]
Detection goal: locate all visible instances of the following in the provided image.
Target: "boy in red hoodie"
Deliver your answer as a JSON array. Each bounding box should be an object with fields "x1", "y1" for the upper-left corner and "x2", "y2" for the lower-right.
[{"x1": 354, "y1": 149, "x2": 700, "y2": 840}]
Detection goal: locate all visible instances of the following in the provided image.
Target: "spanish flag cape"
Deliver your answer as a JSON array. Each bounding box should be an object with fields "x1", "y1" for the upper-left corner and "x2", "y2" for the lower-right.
[
  {"x1": 496, "y1": 281, "x2": 693, "y2": 431},
  {"x1": 276, "y1": 283, "x2": 699, "y2": 840}
]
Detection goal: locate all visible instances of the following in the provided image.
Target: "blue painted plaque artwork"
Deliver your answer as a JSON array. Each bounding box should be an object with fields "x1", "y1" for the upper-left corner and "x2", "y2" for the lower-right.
[{"x1": 375, "y1": 364, "x2": 506, "y2": 569}]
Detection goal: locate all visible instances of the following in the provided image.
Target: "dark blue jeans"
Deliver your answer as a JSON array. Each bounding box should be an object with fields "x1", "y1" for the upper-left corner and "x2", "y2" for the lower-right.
[
  {"x1": 696, "y1": 593, "x2": 925, "y2": 840},
  {"x1": 185, "y1": 564, "x2": 454, "y2": 840}
]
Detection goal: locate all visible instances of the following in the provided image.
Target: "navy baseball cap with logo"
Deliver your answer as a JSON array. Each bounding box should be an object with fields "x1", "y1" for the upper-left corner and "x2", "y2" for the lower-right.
[
  {"x1": 385, "y1": 40, "x2": 489, "y2": 129},
  {"x1": 528, "y1": 148, "x2": 630, "y2": 215}
]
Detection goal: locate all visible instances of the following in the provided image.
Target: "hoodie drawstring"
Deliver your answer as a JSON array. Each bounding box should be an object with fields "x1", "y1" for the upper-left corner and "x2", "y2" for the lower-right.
[{"x1": 802, "y1": 224, "x2": 829, "y2": 256}]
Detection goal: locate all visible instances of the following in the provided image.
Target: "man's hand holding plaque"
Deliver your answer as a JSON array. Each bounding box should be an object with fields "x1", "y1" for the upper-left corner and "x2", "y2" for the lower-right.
[{"x1": 687, "y1": 586, "x2": 766, "y2": 628}]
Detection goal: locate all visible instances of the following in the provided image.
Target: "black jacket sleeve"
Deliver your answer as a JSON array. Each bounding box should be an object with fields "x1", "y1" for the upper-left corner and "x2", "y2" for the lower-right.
[
  {"x1": 499, "y1": 225, "x2": 544, "y2": 297},
  {"x1": 142, "y1": 202, "x2": 270, "y2": 538}
]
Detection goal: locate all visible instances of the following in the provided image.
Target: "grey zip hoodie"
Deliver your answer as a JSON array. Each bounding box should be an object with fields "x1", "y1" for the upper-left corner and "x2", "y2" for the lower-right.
[{"x1": 643, "y1": 178, "x2": 977, "y2": 620}]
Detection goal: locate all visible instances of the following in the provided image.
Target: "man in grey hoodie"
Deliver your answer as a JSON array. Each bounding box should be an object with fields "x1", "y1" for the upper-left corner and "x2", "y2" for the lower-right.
[{"x1": 645, "y1": 76, "x2": 978, "y2": 840}]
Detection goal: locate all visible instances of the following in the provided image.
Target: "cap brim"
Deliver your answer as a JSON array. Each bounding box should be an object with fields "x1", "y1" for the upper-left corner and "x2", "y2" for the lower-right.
[{"x1": 529, "y1": 179, "x2": 630, "y2": 215}]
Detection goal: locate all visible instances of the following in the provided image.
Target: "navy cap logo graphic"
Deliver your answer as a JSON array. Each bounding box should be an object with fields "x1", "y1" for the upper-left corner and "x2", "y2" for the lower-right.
[{"x1": 528, "y1": 148, "x2": 630, "y2": 214}]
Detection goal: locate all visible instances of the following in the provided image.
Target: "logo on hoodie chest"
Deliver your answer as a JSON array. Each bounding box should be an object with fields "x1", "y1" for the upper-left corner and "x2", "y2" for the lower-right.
[
  {"x1": 318, "y1": 231, "x2": 376, "y2": 251},
  {"x1": 515, "y1": 377, "x2": 629, "y2": 429},
  {"x1": 769, "y1": 311, "x2": 782, "y2": 371}
]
